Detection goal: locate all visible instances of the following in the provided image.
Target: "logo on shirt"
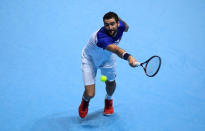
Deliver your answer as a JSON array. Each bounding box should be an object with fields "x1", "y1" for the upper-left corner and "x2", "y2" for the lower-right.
[{"x1": 114, "y1": 39, "x2": 120, "y2": 45}]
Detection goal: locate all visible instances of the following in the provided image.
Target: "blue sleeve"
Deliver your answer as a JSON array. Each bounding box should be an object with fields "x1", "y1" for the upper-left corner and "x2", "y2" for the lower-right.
[{"x1": 97, "y1": 35, "x2": 113, "y2": 49}]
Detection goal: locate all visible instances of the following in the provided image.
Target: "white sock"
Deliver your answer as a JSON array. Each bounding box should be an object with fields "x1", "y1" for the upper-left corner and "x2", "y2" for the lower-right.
[{"x1": 106, "y1": 94, "x2": 112, "y2": 100}]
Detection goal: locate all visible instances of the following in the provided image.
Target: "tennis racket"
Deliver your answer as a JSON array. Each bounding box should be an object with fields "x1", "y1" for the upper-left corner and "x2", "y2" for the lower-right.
[{"x1": 135, "y1": 55, "x2": 161, "y2": 77}]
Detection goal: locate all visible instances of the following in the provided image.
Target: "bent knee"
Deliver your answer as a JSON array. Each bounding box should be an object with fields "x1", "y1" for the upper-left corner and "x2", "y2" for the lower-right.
[{"x1": 106, "y1": 80, "x2": 116, "y2": 88}]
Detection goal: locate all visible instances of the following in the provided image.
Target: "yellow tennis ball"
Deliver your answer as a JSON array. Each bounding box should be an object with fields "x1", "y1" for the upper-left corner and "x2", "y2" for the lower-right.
[{"x1": 100, "y1": 75, "x2": 107, "y2": 82}]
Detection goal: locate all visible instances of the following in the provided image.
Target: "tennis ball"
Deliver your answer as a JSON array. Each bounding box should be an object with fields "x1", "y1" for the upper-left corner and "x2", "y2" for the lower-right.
[{"x1": 100, "y1": 75, "x2": 107, "y2": 82}]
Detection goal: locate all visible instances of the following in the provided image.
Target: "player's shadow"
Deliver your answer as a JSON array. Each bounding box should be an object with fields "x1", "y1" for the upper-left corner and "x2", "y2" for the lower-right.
[{"x1": 21, "y1": 108, "x2": 124, "y2": 131}]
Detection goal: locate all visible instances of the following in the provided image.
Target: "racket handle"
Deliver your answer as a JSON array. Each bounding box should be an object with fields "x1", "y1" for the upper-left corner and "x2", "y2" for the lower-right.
[{"x1": 134, "y1": 61, "x2": 141, "y2": 67}]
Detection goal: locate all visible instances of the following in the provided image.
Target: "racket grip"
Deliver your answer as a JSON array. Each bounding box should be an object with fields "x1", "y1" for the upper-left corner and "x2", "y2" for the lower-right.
[{"x1": 134, "y1": 61, "x2": 141, "y2": 67}]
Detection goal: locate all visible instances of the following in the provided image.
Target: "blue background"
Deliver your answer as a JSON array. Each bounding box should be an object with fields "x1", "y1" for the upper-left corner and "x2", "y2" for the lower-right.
[{"x1": 0, "y1": 0, "x2": 205, "y2": 130}]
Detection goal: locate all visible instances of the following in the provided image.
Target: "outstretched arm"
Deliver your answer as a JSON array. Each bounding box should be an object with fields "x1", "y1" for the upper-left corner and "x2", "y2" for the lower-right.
[{"x1": 106, "y1": 44, "x2": 138, "y2": 67}]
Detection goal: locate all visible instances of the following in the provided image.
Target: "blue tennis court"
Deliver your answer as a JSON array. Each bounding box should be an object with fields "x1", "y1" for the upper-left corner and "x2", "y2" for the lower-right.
[{"x1": 1, "y1": 0, "x2": 205, "y2": 130}]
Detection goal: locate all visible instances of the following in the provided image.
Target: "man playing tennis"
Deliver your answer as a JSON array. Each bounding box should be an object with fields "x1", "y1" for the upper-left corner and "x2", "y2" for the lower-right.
[{"x1": 79, "y1": 11, "x2": 139, "y2": 118}]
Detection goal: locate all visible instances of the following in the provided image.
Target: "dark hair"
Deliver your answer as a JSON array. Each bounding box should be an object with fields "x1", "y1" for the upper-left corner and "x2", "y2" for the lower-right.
[{"x1": 103, "y1": 11, "x2": 119, "y2": 22}]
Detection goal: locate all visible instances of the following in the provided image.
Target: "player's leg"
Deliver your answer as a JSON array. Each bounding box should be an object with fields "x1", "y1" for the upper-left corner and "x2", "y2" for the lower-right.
[
  {"x1": 79, "y1": 52, "x2": 97, "y2": 118},
  {"x1": 100, "y1": 57, "x2": 116, "y2": 115},
  {"x1": 104, "y1": 80, "x2": 116, "y2": 115},
  {"x1": 105, "y1": 80, "x2": 116, "y2": 98},
  {"x1": 79, "y1": 84, "x2": 95, "y2": 118},
  {"x1": 81, "y1": 51, "x2": 97, "y2": 100},
  {"x1": 82, "y1": 64, "x2": 97, "y2": 101},
  {"x1": 83, "y1": 84, "x2": 95, "y2": 101}
]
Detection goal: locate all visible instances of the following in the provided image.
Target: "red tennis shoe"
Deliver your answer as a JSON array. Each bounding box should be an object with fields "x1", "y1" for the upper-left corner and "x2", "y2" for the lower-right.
[
  {"x1": 78, "y1": 98, "x2": 89, "y2": 118},
  {"x1": 104, "y1": 99, "x2": 114, "y2": 115}
]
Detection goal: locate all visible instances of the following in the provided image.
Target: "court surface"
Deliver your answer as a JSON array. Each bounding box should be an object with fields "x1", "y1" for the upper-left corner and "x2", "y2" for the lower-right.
[{"x1": 0, "y1": 0, "x2": 205, "y2": 131}]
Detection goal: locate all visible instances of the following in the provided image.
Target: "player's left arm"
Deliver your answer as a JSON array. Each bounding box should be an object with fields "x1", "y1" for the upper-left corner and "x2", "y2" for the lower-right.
[{"x1": 119, "y1": 17, "x2": 129, "y2": 32}]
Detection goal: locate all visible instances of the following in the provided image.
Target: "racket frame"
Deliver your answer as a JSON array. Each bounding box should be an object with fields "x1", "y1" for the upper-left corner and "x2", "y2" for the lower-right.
[{"x1": 140, "y1": 55, "x2": 161, "y2": 77}]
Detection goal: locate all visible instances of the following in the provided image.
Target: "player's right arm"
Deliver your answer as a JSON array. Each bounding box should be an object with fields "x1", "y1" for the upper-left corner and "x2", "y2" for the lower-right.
[{"x1": 106, "y1": 44, "x2": 137, "y2": 67}]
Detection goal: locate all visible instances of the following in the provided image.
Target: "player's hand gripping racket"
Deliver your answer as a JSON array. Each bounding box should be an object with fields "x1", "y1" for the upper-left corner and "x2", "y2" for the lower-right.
[{"x1": 135, "y1": 55, "x2": 161, "y2": 77}]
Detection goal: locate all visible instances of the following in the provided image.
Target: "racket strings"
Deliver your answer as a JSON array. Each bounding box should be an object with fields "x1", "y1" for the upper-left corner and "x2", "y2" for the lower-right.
[{"x1": 145, "y1": 57, "x2": 161, "y2": 77}]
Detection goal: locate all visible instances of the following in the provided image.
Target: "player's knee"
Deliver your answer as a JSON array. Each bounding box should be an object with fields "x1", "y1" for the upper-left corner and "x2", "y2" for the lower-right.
[{"x1": 106, "y1": 80, "x2": 116, "y2": 88}]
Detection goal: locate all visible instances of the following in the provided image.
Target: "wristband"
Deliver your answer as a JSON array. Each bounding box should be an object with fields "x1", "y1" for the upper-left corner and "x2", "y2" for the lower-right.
[{"x1": 122, "y1": 52, "x2": 131, "y2": 60}]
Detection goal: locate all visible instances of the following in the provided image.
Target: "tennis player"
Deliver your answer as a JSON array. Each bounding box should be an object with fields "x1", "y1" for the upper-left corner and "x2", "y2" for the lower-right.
[{"x1": 79, "y1": 11, "x2": 139, "y2": 118}]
